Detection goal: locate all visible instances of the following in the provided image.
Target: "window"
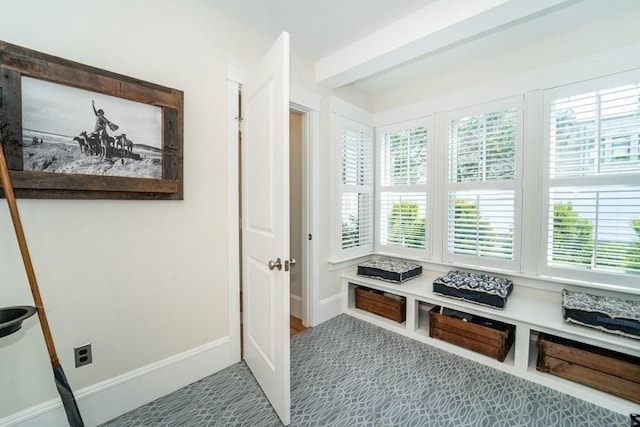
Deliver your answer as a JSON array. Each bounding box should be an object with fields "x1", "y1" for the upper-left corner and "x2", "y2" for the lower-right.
[
  {"x1": 609, "y1": 136, "x2": 631, "y2": 163},
  {"x1": 377, "y1": 120, "x2": 430, "y2": 256},
  {"x1": 444, "y1": 99, "x2": 522, "y2": 270},
  {"x1": 544, "y1": 76, "x2": 640, "y2": 285},
  {"x1": 338, "y1": 117, "x2": 374, "y2": 256}
]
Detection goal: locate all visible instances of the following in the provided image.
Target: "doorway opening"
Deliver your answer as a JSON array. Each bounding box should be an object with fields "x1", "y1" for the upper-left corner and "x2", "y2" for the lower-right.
[{"x1": 288, "y1": 110, "x2": 307, "y2": 337}]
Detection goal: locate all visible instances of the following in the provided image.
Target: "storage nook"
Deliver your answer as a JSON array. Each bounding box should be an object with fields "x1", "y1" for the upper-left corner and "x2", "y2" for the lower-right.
[
  {"x1": 537, "y1": 332, "x2": 640, "y2": 404},
  {"x1": 429, "y1": 306, "x2": 515, "y2": 362},
  {"x1": 342, "y1": 268, "x2": 640, "y2": 416},
  {"x1": 354, "y1": 285, "x2": 406, "y2": 323}
]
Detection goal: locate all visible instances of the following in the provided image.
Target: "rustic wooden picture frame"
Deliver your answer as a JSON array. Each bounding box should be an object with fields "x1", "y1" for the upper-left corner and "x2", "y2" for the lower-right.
[{"x1": 0, "y1": 41, "x2": 183, "y2": 200}]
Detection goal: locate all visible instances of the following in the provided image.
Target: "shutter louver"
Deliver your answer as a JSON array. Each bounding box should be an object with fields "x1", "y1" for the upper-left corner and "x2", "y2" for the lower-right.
[
  {"x1": 550, "y1": 84, "x2": 640, "y2": 178},
  {"x1": 380, "y1": 192, "x2": 427, "y2": 249},
  {"x1": 448, "y1": 191, "x2": 514, "y2": 259},
  {"x1": 450, "y1": 108, "x2": 517, "y2": 183},
  {"x1": 380, "y1": 127, "x2": 428, "y2": 186},
  {"x1": 342, "y1": 127, "x2": 373, "y2": 186},
  {"x1": 341, "y1": 192, "x2": 372, "y2": 249},
  {"x1": 548, "y1": 187, "x2": 640, "y2": 272}
]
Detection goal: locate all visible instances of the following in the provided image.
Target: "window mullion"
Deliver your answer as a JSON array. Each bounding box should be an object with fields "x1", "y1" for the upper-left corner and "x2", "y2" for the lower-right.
[{"x1": 596, "y1": 92, "x2": 602, "y2": 175}]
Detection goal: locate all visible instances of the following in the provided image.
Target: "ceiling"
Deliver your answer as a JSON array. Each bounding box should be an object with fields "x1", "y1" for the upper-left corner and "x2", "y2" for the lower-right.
[
  {"x1": 205, "y1": 0, "x2": 640, "y2": 95},
  {"x1": 205, "y1": 0, "x2": 434, "y2": 60}
]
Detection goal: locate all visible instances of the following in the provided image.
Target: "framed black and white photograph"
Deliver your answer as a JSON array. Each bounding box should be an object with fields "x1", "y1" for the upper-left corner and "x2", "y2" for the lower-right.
[
  {"x1": 0, "y1": 41, "x2": 183, "y2": 200},
  {"x1": 22, "y1": 77, "x2": 163, "y2": 179}
]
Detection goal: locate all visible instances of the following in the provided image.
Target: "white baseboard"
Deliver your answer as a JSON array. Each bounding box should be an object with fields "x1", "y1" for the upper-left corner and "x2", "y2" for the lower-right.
[
  {"x1": 290, "y1": 293, "x2": 302, "y2": 319},
  {"x1": 314, "y1": 293, "x2": 342, "y2": 326},
  {"x1": 0, "y1": 400, "x2": 68, "y2": 427},
  {"x1": 3, "y1": 337, "x2": 237, "y2": 427}
]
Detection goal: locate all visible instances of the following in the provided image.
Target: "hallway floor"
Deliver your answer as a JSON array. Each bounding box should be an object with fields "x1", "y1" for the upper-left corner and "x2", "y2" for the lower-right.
[{"x1": 290, "y1": 315, "x2": 307, "y2": 337}]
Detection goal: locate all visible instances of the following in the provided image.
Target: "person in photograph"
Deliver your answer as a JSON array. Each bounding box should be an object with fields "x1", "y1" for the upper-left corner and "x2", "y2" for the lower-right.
[{"x1": 91, "y1": 100, "x2": 119, "y2": 139}]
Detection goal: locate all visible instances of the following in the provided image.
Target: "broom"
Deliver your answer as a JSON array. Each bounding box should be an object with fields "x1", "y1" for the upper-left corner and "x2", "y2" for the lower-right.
[{"x1": 0, "y1": 140, "x2": 84, "y2": 427}]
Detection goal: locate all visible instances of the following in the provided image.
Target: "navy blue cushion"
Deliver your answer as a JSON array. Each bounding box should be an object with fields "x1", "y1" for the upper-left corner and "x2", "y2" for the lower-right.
[
  {"x1": 562, "y1": 289, "x2": 640, "y2": 339},
  {"x1": 433, "y1": 270, "x2": 513, "y2": 309},
  {"x1": 357, "y1": 258, "x2": 422, "y2": 283}
]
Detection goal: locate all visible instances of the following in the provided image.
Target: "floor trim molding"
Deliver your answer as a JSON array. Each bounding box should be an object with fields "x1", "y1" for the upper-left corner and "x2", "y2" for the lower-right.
[
  {"x1": 315, "y1": 293, "x2": 342, "y2": 325},
  {"x1": 2, "y1": 337, "x2": 236, "y2": 427},
  {"x1": 290, "y1": 293, "x2": 302, "y2": 319}
]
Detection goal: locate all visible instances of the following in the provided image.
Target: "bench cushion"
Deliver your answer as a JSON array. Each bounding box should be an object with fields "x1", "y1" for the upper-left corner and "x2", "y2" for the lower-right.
[
  {"x1": 433, "y1": 270, "x2": 513, "y2": 309},
  {"x1": 357, "y1": 258, "x2": 422, "y2": 283},
  {"x1": 562, "y1": 289, "x2": 640, "y2": 339}
]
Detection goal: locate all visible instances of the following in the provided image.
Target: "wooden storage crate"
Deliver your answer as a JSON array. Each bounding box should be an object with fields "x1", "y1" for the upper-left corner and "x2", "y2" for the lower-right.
[
  {"x1": 537, "y1": 333, "x2": 640, "y2": 404},
  {"x1": 354, "y1": 285, "x2": 406, "y2": 323},
  {"x1": 429, "y1": 306, "x2": 515, "y2": 361}
]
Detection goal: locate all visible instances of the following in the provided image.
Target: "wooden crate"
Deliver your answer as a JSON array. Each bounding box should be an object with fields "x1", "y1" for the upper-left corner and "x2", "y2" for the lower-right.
[
  {"x1": 537, "y1": 333, "x2": 640, "y2": 404},
  {"x1": 354, "y1": 286, "x2": 406, "y2": 323},
  {"x1": 429, "y1": 306, "x2": 515, "y2": 361}
]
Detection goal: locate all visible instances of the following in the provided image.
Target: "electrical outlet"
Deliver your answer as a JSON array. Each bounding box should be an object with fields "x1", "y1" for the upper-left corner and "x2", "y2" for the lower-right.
[{"x1": 74, "y1": 344, "x2": 92, "y2": 368}]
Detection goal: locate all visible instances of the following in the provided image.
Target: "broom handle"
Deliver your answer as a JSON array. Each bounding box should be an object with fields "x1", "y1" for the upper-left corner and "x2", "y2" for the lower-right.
[{"x1": 0, "y1": 144, "x2": 59, "y2": 365}]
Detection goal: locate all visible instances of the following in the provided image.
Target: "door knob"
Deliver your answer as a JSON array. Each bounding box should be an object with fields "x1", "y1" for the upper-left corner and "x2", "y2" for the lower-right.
[
  {"x1": 268, "y1": 258, "x2": 282, "y2": 271},
  {"x1": 289, "y1": 258, "x2": 296, "y2": 268}
]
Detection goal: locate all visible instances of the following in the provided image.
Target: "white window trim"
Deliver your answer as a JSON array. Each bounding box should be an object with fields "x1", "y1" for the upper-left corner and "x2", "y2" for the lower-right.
[
  {"x1": 441, "y1": 96, "x2": 525, "y2": 272},
  {"x1": 539, "y1": 69, "x2": 640, "y2": 289},
  {"x1": 375, "y1": 116, "x2": 433, "y2": 260},
  {"x1": 330, "y1": 98, "x2": 375, "y2": 264}
]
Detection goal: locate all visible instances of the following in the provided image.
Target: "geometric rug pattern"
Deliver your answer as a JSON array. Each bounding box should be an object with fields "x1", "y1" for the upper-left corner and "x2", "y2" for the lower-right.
[{"x1": 102, "y1": 314, "x2": 629, "y2": 426}]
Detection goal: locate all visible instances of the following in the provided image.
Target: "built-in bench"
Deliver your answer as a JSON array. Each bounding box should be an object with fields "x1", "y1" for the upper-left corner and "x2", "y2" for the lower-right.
[{"x1": 341, "y1": 268, "x2": 640, "y2": 416}]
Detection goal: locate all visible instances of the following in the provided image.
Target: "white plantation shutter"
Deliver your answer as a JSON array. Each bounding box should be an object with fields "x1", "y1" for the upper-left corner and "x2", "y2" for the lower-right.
[
  {"x1": 341, "y1": 192, "x2": 372, "y2": 249},
  {"x1": 445, "y1": 100, "x2": 522, "y2": 269},
  {"x1": 450, "y1": 108, "x2": 517, "y2": 182},
  {"x1": 380, "y1": 192, "x2": 427, "y2": 250},
  {"x1": 448, "y1": 190, "x2": 515, "y2": 259},
  {"x1": 545, "y1": 77, "x2": 640, "y2": 282},
  {"x1": 380, "y1": 126, "x2": 428, "y2": 186},
  {"x1": 550, "y1": 85, "x2": 640, "y2": 177},
  {"x1": 340, "y1": 119, "x2": 373, "y2": 252},
  {"x1": 378, "y1": 124, "x2": 429, "y2": 254}
]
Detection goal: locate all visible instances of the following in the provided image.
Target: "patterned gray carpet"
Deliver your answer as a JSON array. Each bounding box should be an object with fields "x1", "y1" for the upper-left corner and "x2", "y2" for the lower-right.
[{"x1": 102, "y1": 314, "x2": 628, "y2": 426}]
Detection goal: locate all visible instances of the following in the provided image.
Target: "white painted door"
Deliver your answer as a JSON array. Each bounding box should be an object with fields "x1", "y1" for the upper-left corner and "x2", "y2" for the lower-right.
[{"x1": 242, "y1": 32, "x2": 291, "y2": 426}]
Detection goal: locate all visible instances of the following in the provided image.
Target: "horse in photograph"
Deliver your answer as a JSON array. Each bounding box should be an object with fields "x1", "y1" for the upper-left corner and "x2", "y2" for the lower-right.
[
  {"x1": 73, "y1": 135, "x2": 88, "y2": 154},
  {"x1": 79, "y1": 131, "x2": 113, "y2": 157},
  {"x1": 115, "y1": 133, "x2": 134, "y2": 157},
  {"x1": 79, "y1": 131, "x2": 98, "y2": 156},
  {"x1": 98, "y1": 132, "x2": 114, "y2": 158}
]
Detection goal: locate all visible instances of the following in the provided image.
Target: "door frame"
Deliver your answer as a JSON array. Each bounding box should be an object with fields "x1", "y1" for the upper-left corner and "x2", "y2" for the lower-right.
[{"x1": 226, "y1": 62, "x2": 321, "y2": 361}]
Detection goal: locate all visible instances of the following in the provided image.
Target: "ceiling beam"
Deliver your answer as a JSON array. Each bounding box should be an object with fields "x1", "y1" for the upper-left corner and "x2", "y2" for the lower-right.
[{"x1": 315, "y1": 0, "x2": 578, "y2": 89}]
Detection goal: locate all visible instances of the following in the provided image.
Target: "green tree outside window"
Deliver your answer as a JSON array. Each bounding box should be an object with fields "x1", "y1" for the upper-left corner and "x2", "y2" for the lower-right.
[
  {"x1": 551, "y1": 202, "x2": 594, "y2": 266},
  {"x1": 387, "y1": 201, "x2": 425, "y2": 249}
]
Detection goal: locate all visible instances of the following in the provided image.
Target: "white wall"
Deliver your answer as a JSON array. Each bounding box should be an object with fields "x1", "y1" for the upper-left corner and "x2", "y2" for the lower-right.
[{"x1": 0, "y1": 0, "x2": 273, "y2": 423}]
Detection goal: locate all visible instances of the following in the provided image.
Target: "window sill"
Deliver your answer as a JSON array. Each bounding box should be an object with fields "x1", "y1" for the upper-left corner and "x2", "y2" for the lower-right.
[
  {"x1": 330, "y1": 249, "x2": 640, "y2": 297},
  {"x1": 328, "y1": 253, "x2": 373, "y2": 271}
]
